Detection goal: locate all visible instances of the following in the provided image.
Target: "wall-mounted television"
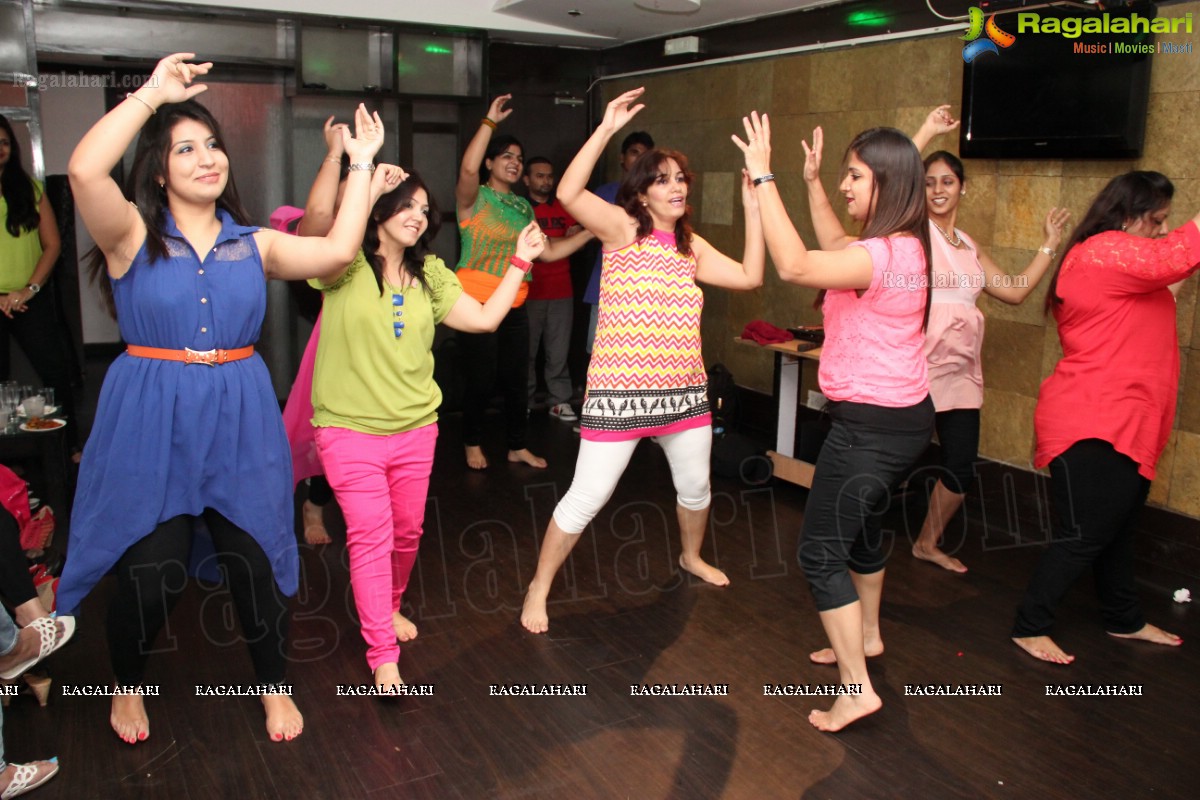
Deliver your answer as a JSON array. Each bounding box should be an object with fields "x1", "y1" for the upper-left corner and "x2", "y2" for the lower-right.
[{"x1": 960, "y1": 3, "x2": 1157, "y2": 159}]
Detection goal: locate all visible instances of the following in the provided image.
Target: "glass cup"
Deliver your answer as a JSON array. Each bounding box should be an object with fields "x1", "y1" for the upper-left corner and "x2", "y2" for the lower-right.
[
  {"x1": 23, "y1": 394, "x2": 46, "y2": 418},
  {"x1": 43, "y1": 387, "x2": 55, "y2": 410}
]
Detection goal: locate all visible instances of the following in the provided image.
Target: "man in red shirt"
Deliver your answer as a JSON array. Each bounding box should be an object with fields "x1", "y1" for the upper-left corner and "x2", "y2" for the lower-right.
[{"x1": 525, "y1": 157, "x2": 587, "y2": 422}]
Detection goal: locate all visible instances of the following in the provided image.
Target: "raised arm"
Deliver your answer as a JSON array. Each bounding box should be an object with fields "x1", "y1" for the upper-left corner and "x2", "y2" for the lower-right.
[
  {"x1": 801, "y1": 126, "x2": 856, "y2": 251},
  {"x1": 67, "y1": 53, "x2": 211, "y2": 275},
  {"x1": 912, "y1": 105, "x2": 960, "y2": 153},
  {"x1": 732, "y1": 111, "x2": 873, "y2": 290},
  {"x1": 558, "y1": 88, "x2": 648, "y2": 249},
  {"x1": 443, "y1": 221, "x2": 546, "y2": 332},
  {"x1": 297, "y1": 116, "x2": 349, "y2": 237},
  {"x1": 981, "y1": 207, "x2": 1070, "y2": 304},
  {"x1": 693, "y1": 169, "x2": 764, "y2": 290},
  {"x1": 456, "y1": 94, "x2": 512, "y2": 218},
  {"x1": 257, "y1": 105, "x2": 386, "y2": 283}
]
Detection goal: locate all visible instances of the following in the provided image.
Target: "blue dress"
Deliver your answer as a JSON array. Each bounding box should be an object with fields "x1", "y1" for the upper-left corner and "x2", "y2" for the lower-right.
[{"x1": 57, "y1": 209, "x2": 298, "y2": 614}]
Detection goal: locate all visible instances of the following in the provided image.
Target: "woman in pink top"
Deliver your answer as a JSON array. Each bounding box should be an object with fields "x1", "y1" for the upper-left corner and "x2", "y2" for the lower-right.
[
  {"x1": 520, "y1": 88, "x2": 764, "y2": 635},
  {"x1": 736, "y1": 114, "x2": 933, "y2": 732},
  {"x1": 907, "y1": 111, "x2": 1070, "y2": 572},
  {"x1": 1011, "y1": 171, "x2": 1200, "y2": 665}
]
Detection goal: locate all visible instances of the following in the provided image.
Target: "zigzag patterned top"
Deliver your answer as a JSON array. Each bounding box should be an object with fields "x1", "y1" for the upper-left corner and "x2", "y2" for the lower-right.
[{"x1": 582, "y1": 230, "x2": 710, "y2": 441}]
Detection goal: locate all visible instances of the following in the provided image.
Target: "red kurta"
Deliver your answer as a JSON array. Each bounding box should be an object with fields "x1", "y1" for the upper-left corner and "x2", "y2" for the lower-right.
[{"x1": 1035, "y1": 221, "x2": 1200, "y2": 480}]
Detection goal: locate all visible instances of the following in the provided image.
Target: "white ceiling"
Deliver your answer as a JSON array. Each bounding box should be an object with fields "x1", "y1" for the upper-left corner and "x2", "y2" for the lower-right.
[{"x1": 176, "y1": 0, "x2": 843, "y2": 47}]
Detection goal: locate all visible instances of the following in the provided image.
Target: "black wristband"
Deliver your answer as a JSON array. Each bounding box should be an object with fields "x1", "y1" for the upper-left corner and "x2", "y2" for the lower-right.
[{"x1": 752, "y1": 173, "x2": 776, "y2": 187}]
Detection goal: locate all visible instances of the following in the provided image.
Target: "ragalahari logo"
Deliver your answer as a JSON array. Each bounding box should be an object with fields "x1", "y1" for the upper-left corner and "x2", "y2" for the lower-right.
[{"x1": 962, "y1": 7, "x2": 1016, "y2": 62}]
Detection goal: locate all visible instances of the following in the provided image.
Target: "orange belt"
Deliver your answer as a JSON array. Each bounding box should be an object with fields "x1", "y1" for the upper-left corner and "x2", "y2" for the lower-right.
[{"x1": 126, "y1": 345, "x2": 255, "y2": 366}]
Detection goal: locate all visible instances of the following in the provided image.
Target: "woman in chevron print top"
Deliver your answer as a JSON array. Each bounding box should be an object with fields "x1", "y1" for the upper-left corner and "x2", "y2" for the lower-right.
[{"x1": 521, "y1": 87, "x2": 764, "y2": 634}]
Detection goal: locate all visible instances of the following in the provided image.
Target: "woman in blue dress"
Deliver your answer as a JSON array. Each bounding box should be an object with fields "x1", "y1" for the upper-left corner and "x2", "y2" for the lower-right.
[{"x1": 58, "y1": 53, "x2": 385, "y2": 745}]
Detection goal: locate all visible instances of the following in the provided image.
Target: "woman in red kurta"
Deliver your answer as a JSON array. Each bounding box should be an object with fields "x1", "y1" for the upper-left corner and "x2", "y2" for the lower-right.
[{"x1": 1012, "y1": 171, "x2": 1200, "y2": 665}]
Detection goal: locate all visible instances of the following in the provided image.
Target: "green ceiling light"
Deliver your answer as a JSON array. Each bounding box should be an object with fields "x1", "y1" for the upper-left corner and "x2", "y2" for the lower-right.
[
  {"x1": 423, "y1": 44, "x2": 452, "y2": 55},
  {"x1": 846, "y1": 9, "x2": 891, "y2": 27}
]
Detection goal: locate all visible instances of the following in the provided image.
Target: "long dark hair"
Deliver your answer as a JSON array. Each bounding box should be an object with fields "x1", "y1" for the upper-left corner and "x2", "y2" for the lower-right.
[
  {"x1": 86, "y1": 100, "x2": 252, "y2": 315},
  {"x1": 819, "y1": 127, "x2": 931, "y2": 327},
  {"x1": 616, "y1": 148, "x2": 694, "y2": 257},
  {"x1": 0, "y1": 114, "x2": 40, "y2": 237},
  {"x1": 363, "y1": 171, "x2": 442, "y2": 295},
  {"x1": 1045, "y1": 170, "x2": 1173, "y2": 311}
]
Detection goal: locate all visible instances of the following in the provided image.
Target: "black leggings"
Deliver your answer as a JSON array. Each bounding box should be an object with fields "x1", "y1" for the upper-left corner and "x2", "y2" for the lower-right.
[
  {"x1": 0, "y1": 508, "x2": 37, "y2": 607},
  {"x1": 458, "y1": 304, "x2": 530, "y2": 451},
  {"x1": 1012, "y1": 439, "x2": 1149, "y2": 637},
  {"x1": 107, "y1": 510, "x2": 290, "y2": 686},
  {"x1": 933, "y1": 408, "x2": 980, "y2": 495},
  {"x1": 798, "y1": 396, "x2": 935, "y2": 611}
]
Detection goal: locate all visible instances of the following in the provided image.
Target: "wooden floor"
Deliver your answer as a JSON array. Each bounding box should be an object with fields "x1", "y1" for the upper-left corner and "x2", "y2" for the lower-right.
[{"x1": 7, "y1": 411, "x2": 1198, "y2": 799}]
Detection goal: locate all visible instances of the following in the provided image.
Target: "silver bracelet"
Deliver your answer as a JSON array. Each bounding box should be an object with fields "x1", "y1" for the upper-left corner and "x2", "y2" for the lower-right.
[
  {"x1": 347, "y1": 162, "x2": 375, "y2": 173},
  {"x1": 125, "y1": 92, "x2": 156, "y2": 115},
  {"x1": 752, "y1": 173, "x2": 776, "y2": 187},
  {"x1": 1038, "y1": 246, "x2": 1055, "y2": 258}
]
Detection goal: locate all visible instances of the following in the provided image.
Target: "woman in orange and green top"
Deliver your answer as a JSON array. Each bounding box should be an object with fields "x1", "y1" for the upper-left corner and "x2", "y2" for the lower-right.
[{"x1": 454, "y1": 94, "x2": 591, "y2": 470}]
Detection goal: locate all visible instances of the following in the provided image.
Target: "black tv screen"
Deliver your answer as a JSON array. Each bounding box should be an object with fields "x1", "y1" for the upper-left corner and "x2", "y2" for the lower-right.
[{"x1": 960, "y1": 3, "x2": 1157, "y2": 158}]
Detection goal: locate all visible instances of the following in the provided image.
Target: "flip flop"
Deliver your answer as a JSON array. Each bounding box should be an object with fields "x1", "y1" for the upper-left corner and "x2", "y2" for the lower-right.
[
  {"x1": 0, "y1": 616, "x2": 75, "y2": 680},
  {"x1": 1, "y1": 758, "x2": 59, "y2": 799}
]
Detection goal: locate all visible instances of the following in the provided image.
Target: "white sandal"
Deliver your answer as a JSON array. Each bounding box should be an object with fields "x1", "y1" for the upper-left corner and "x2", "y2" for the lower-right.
[
  {"x1": 0, "y1": 616, "x2": 75, "y2": 680},
  {"x1": 1, "y1": 759, "x2": 60, "y2": 799}
]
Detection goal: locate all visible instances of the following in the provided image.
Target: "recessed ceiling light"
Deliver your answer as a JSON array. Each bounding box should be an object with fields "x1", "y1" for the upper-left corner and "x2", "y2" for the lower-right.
[
  {"x1": 568, "y1": 9, "x2": 582, "y2": 16},
  {"x1": 634, "y1": 0, "x2": 702, "y2": 14}
]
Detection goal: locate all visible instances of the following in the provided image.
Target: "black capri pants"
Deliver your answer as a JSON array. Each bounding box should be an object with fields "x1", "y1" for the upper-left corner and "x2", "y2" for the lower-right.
[
  {"x1": 799, "y1": 395, "x2": 935, "y2": 612},
  {"x1": 934, "y1": 408, "x2": 981, "y2": 495}
]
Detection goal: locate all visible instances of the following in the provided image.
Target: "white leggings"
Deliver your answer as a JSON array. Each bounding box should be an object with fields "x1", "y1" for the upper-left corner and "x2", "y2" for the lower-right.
[{"x1": 552, "y1": 425, "x2": 713, "y2": 534}]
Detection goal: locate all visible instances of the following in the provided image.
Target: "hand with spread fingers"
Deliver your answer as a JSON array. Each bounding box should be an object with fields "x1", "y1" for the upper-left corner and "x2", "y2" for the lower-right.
[
  {"x1": 600, "y1": 87, "x2": 647, "y2": 135},
  {"x1": 731, "y1": 110, "x2": 772, "y2": 182},
  {"x1": 341, "y1": 103, "x2": 385, "y2": 164}
]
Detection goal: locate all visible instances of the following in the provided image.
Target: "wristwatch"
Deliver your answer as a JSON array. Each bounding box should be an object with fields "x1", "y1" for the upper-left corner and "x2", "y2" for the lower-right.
[{"x1": 26, "y1": 282, "x2": 40, "y2": 294}]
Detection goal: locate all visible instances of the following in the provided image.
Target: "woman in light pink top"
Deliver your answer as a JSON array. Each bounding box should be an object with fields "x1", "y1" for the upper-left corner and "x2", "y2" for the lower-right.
[{"x1": 910, "y1": 108, "x2": 1069, "y2": 572}]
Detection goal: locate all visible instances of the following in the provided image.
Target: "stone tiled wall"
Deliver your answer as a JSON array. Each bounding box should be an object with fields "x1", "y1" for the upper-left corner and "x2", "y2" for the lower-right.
[{"x1": 601, "y1": 6, "x2": 1200, "y2": 517}]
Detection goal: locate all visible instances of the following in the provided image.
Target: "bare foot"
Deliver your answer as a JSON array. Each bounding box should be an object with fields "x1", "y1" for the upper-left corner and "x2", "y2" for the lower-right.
[
  {"x1": 262, "y1": 694, "x2": 304, "y2": 741},
  {"x1": 302, "y1": 500, "x2": 331, "y2": 546},
  {"x1": 912, "y1": 543, "x2": 967, "y2": 573},
  {"x1": 521, "y1": 586, "x2": 550, "y2": 634},
  {"x1": 1108, "y1": 623, "x2": 1182, "y2": 647},
  {"x1": 465, "y1": 445, "x2": 488, "y2": 470},
  {"x1": 507, "y1": 448, "x2": 547, "y2": 469},
  {"x1": 393, "y1": 612, "x2": 418, "y2": 642},
  {"x1": 374, "y1": 662, "x2": 405, "y2": 694},
  {"x1": 809, "y1": 634, "x2": 884, "y2": 665},
  {"x1": 1012, "y1": 635, "x2": 1075, "y2": 664},
  {"x1": 678, "y1": 553, "x2": 730, "y2": 587},
  {"x1": 0, "y1": 760, "x2": 60, "y2": 795},
  {"x1": 808, "y1": 689, "x2": 883, "y2": 732},
  {"x1": 111, "y1": 693, "x2": 149, "y2": 744}
]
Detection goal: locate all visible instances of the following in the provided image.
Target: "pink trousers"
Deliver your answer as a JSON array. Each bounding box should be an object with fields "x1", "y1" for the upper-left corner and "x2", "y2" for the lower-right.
[{"x1": 315, "y1": 423, "x2": 437, "y2": 671}]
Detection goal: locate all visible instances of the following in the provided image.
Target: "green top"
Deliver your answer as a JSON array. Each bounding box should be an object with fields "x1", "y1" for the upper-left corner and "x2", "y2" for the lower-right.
[
  {"x1": 456, "y1": 184, "x2": 534, "y2": 280},
  {"x1": 0, "y1": 179, "x2": 43, "y2": 293},
  {"x1": 312, "y1": 251, "x2": 464, "y2": 435}
]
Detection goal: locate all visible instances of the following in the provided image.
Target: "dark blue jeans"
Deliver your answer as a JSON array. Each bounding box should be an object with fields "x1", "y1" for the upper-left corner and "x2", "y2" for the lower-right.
[{"x1": 799, "y1": 395, "x2": 935, "y2": 611}]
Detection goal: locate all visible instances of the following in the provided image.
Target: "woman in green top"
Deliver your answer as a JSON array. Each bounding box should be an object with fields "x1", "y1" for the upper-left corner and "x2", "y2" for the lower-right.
[
  {"x1": 0, "y1": 114, "x2": 79, "y2": 452},
  {"x1": 312, "y1": 168, "x2": 545, "y2": 690},
  {"x1": 454, "y1": 94, "x2": 592, "y2": 470}
]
